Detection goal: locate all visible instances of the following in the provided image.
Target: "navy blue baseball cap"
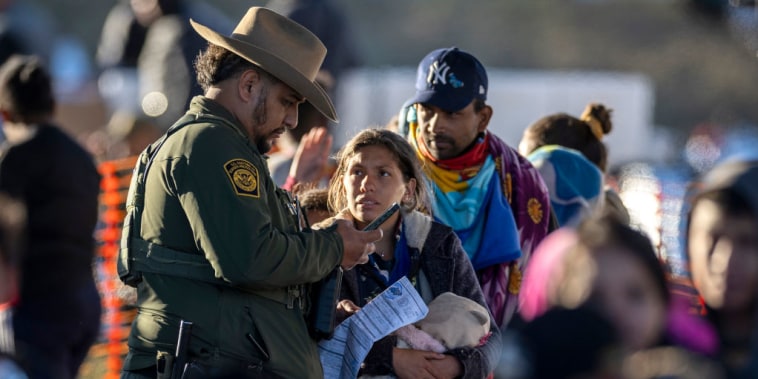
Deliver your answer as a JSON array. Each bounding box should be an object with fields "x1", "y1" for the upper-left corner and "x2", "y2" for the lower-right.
[{"x1": 405, "y1": 47, "x2": 488, "y2": 112}]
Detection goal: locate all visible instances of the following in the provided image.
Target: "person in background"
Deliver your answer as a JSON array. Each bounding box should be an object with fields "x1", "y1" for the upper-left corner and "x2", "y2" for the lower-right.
[
  {"x1": 103, "y1": 110, "x2": 163, "y2": 160},
  {"x1": 526, "y1": 145, "x2": 604, "y2": 227},
  {"x1": 520, "y1": 213, "x2": 718, "y2": 355},
  {"x1": 265, "y1": 0, "x2": 360, "y2": 100},
  {"x1": 398, "y1": 47, "x2": 551, "y2": 328},
  {"x1": 497, "y1": 306, "x2": 623, "y2": 379},
  {"x1": 293, "y1": 185, "x2": 331, "y2": 226},
  {"x1": 686, "y1": 159, "x2": 758, "y2": 378},
  {"x1": 519, "y1": 103, "x2": 630, "y2": 225},
  {"x1": 326, "y1": 128, "x2": 501, "y2": 379},
  {"x1": 96, "y1": 0, "x2": 232, "y2": 128},
  {"x1": 0, "y1": 55, "x2": 101, "y2": 379},
  {"x1": 118, "y1": 8, "x2": 380, "y2": 378}
]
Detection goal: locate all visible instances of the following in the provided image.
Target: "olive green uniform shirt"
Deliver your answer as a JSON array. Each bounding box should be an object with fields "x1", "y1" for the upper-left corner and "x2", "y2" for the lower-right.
[{"x1": 122, "y1": 96, "x2": 342, "y2": 378}]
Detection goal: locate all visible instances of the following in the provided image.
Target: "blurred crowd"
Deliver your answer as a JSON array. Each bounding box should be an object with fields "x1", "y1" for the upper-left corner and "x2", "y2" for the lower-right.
[{"x1": 0, "y1": 1, "x2": 757, "y2": 379}]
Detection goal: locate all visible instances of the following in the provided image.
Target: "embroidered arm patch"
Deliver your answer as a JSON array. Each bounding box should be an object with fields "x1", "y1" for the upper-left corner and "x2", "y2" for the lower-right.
[{"x1": 224, "y1": 159, "x2": 260, "y2": 198}]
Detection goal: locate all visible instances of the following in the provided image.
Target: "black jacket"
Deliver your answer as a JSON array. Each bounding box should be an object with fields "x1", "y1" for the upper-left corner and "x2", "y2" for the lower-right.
[{"x1": 0, "y1": 124, "x2": 100, "y2": 301}]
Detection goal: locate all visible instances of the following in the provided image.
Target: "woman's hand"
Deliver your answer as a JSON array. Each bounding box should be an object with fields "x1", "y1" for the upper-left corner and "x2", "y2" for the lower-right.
[
  {"x1": 391, "y1": 348, "x2": 447, "y2": 379},
  {"x1": 425, "y1": 355, "x2": 463, "y2": 379},
  {"x1": 337, "y1": 299, "x2": 361, "y2": 316}
]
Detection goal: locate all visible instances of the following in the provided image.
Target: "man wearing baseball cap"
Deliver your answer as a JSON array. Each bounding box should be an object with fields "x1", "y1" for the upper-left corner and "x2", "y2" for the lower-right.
[
  {"x1": 118, "y1": 7, "x2": 381, "y2": 378},
  {"x1": 399, "y1": 47, "x2": 551, "y2": 329}
]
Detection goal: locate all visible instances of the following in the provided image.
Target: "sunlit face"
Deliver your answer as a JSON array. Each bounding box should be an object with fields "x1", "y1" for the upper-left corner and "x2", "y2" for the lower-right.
[
  {"x1": 415, "y1": 101, "x2": 489, "y2": 160},
  {"x1": 342, "y1": 145, "x2": 415, "y2": 230},
  {"x1": 688, "y1": 198, "x2": 758, "y2": 312},
  {"x1": 589, "y1": 248, "x2": 667, "y2": 351},
  {"x1": 249, "y1": 81, "x2": 302, "y2": 154}
]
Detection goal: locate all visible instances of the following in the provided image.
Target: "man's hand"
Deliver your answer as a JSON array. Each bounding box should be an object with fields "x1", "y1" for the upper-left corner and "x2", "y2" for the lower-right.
[
  {"x1": 333, "y1": 218, "x2": 382, "y2": 269},
  {"x1": 289, "y1": 127, "x2": 332, "y2": 184},
  {"x1": 392, "y1": 348, "x2": 446, "y2": 379}
]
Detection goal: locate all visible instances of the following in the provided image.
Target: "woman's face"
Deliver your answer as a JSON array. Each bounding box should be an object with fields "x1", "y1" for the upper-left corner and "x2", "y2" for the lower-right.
[
  {"x1": 688, "y1": 198, "x2": 758, "y2": 312},
  {"x1": 342, "y1": 145, "x2": 415, "y2": 229},
  {"x1": 590, "y1": 248, "x2": 667, "y2": 351}
]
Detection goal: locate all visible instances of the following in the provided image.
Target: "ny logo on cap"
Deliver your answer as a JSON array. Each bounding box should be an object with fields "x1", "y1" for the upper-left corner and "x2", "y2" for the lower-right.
[{"x1": 427, "y1": 61, "x2": 464, "y2": 89}]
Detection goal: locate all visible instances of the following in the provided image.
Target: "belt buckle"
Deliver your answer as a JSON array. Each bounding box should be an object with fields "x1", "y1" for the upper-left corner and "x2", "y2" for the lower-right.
[
  {"x1": 286, "y1": 285, "x2": 304, "y2": 309},
  {"x1": 286, "y1": 286, "x2": 299, "y2": 309}
]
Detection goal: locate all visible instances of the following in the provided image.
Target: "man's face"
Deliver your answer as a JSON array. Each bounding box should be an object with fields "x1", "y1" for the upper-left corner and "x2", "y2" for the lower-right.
[
  {"x1": 688, "y1": 198, "x2": 758, "y2": 311},
  {"x1": 415, "y1": 101, "x2": 490, "y2": 160},
  {"x1": 248, "y1": 81, "x2": 303, "y2": 154}
]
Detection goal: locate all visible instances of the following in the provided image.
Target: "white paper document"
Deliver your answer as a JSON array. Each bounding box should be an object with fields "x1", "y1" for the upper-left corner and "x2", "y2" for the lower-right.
[{"x1": 318, "y1": 277, "x2": 428, "y2": 379}]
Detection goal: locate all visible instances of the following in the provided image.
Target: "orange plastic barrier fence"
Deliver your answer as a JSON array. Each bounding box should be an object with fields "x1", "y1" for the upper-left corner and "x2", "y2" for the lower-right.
[{"x1": 88, "y1": 156, "x2": 137, "y2": 379}]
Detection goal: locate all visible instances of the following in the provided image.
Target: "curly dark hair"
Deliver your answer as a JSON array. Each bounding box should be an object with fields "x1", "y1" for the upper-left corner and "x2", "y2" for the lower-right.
[{"x1": 194, "y1": 43, "x2": 279, "y2": 92}]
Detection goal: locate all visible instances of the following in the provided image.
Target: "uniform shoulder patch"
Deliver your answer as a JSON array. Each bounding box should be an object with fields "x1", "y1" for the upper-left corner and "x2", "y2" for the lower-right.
[{"x1": 224, "y1": 159, "x2": 260, "y2": 198}]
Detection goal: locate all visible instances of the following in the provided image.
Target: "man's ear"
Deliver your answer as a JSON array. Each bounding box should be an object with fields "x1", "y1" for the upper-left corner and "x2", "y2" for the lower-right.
[
  {"x1": 477, "y1": 104, "x2": 493, "y2": 133},
  {"x1": 238, "y1": 69, "x2": 261, "y2": 102}
]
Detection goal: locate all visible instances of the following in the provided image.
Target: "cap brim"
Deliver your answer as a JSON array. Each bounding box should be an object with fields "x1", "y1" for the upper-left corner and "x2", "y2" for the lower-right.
[
  {"x1": 190, "y1": 19, "x2": 338, "y2": 123},
  {"x1": 403, "y1": 89, "x2": 472, "y2": 113}
]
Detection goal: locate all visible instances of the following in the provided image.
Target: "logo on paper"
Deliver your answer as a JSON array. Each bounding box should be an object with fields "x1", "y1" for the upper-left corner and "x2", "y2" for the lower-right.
[{"x1": 385, "y1": 283, "x2": 403, "y2": 300}]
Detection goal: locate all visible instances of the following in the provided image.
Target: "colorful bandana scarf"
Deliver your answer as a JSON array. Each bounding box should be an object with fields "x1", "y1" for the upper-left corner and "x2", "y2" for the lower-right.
[
  {"x1": 401, "y1": 105, "x2": 551, "y2": 327},
  {"x1": 527, "y1": 145, "x2": 604, "y2": 227}
]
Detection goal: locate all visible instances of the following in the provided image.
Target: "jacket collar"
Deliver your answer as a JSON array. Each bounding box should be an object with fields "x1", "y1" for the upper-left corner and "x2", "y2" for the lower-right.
[{"x1": 187, "y1": 96, "x2": 255, "y2": 148}]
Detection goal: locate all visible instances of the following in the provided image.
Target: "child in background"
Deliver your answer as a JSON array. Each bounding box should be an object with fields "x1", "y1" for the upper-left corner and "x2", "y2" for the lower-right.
[
  {"x1": 686, "y1": 160, "x2": 758, "y2": 377},
  {"x1": 520, "y1": 213, "x2": 717, "y2": 355},
  {"x1": 293, "y1": 185, "x2": 332, "y2": 227}
]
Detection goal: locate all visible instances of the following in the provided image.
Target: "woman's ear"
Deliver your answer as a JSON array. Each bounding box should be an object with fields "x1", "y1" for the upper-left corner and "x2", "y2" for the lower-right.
[{"x1": 404, "y1": 178, "x2": 417, "y2": 204}]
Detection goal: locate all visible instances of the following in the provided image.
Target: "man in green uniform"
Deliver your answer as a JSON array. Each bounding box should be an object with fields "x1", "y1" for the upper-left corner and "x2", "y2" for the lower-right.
[{"x1": 118, "y1": 7, "x2": 382, "y2": 379}]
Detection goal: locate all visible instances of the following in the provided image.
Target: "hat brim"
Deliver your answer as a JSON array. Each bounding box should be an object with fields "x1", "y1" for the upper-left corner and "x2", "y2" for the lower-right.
[
  {"x1": 190, "y1": 19, "x2": 338, "y2": 123},
  {"x1": 404, "y1": 89, "x2": 473, "y2": 113}
]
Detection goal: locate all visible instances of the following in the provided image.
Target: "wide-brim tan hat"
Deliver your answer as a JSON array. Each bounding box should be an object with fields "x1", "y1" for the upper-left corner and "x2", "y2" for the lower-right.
[{"x1": 190, "y1": 7, "x2": 338, "y2": 122}]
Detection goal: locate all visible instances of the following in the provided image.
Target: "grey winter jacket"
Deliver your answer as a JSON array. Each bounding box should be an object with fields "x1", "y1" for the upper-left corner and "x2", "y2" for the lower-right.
[{"x1": 341, "y1": 211, "x2": 502, "y2": 379}]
